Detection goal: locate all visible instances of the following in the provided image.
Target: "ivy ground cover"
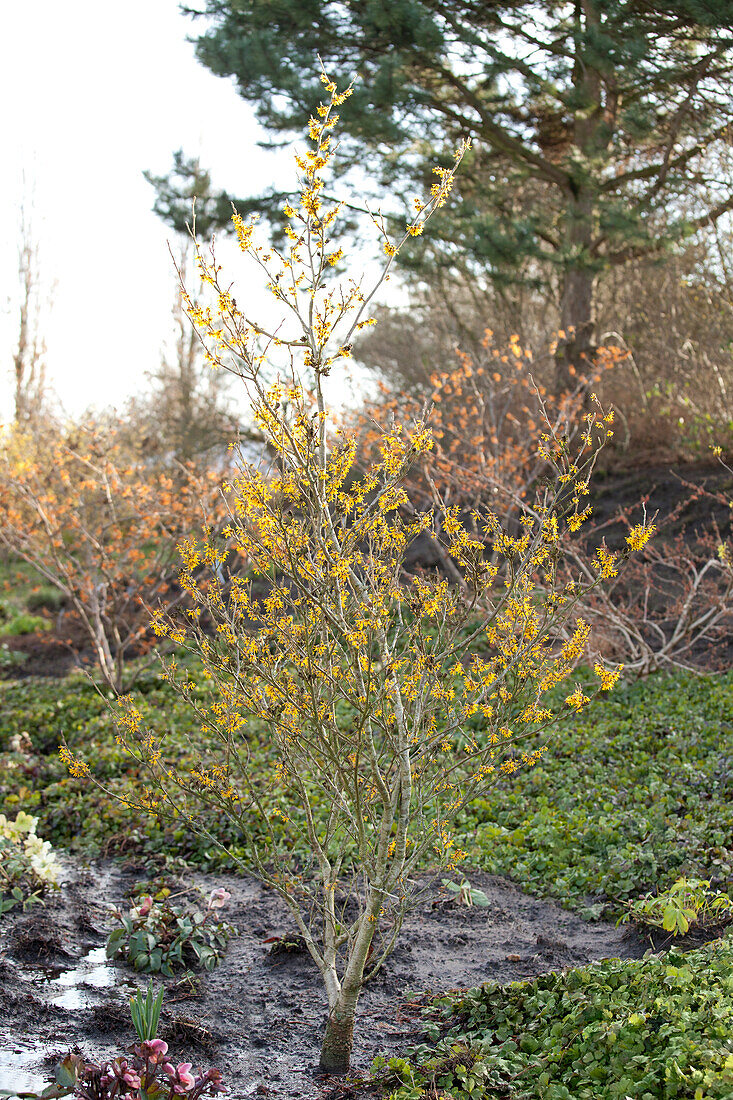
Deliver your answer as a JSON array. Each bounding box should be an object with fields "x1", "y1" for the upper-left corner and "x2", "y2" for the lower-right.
[
  {"x1": 0, "y1": 666, "x2": 731, "y2": 916},
  {"x1": 376, "y1": 937, "x2": 733, "y2": 1099},
  {"x1": 463, "y1": 669, "x2": 733, "y2": 917}
]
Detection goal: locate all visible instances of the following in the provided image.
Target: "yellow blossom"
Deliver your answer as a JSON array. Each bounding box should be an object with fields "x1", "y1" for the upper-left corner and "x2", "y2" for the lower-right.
[
  {"x1": 565, "y1": 686, "x2": 590, "y2": 711},
  {"x1": 626, "y1": 524, "x2": 656, "y2": 552},
  {"x1": 594, "y1": 663, "x2": 623, "y2": 691}
]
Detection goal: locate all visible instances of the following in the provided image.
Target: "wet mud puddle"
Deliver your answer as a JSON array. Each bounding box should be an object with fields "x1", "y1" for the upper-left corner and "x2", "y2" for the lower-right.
[
  {"x1": 0, "y1": 1044, "x2": 49, "y2": 1097},
  {"x1": 28, "y1": 946, "x2": 120, "y2": 1010},
  {"x1": 0, "y1": 948, "x2": 131, "y2": 1097}
]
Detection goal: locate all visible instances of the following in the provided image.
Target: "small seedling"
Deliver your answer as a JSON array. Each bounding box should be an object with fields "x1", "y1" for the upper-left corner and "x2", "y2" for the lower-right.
[
  {"x1": 442, "y1": 878, "x2": 490, "y2": 908},
  {"x1": 264, "y1": 933, "x2": 308, "y2": 955},
  {"x1": 130, "y1": 979, "x2": 165, "y2": 1041},
  {"x1": 619, "y1": 876, "x2": 733, "y2": 936}
]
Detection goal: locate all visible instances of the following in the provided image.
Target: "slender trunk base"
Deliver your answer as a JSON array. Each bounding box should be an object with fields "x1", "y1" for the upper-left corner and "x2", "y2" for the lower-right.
[{"x1": 319, "y1": 1000, "x2": 356, "y2": 1073}]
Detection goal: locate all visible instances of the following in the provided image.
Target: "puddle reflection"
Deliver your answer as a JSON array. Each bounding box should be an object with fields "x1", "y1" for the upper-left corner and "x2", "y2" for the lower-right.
[
  {"x1": 0, "y1": 1046, "x2": 48, "y2": 1097},
  {"x1": 28, "y1": 946, "x2": 118, "y2": 1010}
]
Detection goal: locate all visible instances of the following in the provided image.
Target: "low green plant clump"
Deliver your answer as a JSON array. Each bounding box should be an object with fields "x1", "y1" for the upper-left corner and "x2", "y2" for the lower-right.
[
  {"x1": 0, "y1": 642, "x2": 28, "y2": 671},
  {"x1": 620, "y1": 877, "x2": 733, "y2": 938},
  {"x1": 374, "y1": 937, "x2": 733, "y2": 1099},
  {"x1": 106, "y1": 885, "x2": 236, "y2": 975},
  {"x1": 129, "y1": 981, "x2": 165, "y2": 1041},
  {"x1": 442, "y1": 878, "x2": 490, "y2": 908},
  {"x1": 0, "y1": 611, "x2": 50, "y2": 637},
  {"x1": 25, "y1": 586, "x2": 66, "y2": 614},
  {"x1": 462, "y1": 669, "x2": 733, "y2": 915},
  {"x1": 0, "y1": 809, "x2": 61, "y2": 914}
]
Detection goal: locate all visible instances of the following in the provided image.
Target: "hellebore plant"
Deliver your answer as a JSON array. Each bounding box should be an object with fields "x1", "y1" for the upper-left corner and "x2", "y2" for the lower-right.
[
  {"x1": 65, "y1": 75, "x2": 653, "y2": 1073},
  {"x1": 107, "y1": 888, "x2": 235, "y2": 976},
  {"x1": 72, "y1": 1040, "x2": 225, "y2": 1100},
  {"x1": 60, "y1": 1041, "x2": 225, "y2": 1100},
  {"x1": 0, "y1": 811, "x2": 61, "y2": 914},
  {"x1": 3, "y1": 1041, "x2": 225, "y2": 1100}
]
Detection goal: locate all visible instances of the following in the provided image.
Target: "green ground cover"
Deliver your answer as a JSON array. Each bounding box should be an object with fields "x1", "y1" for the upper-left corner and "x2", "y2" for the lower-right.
[
  {"x1": 464, "y1": 670, "x2": 733, "y2": 917},
  {"x1": 0, "y1": 670, "x2": 272, "y2": 868},
  {"x1": 0, "y1": 555, "x2": 57, "y2": 639},
  {"x1": 364, "y1": 670, "x2": 733, "y2": 1099},
  {"x1": 0, "y1": 557, "x2": 53, "y2": 618},
  {"x1": 374, "y1": 938, "x2": 733, "y2": 1099},
  {"x1": 1, "y1": 667, "x2": 730, "y2": 913}
]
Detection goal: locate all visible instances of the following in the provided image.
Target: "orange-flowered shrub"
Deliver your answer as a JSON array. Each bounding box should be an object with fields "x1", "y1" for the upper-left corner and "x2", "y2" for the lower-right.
[
  {"x1": 353, "y1": 332, "x2": 625, "y2": 585},
  {"x1": 357, "y1": 331, "x2": 626, "y2": 514},
  {"x1": 357, "y1": 336, "x2": 733, "y2": 674},
  {"x1": 0, "y1": 419, "x2": 227, "y2": 692}
]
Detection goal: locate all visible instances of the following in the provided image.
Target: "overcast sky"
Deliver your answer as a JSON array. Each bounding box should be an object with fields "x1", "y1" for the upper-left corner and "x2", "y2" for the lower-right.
[{"x1": 0, "y1": 0, "x2": 301, "y2": 419}]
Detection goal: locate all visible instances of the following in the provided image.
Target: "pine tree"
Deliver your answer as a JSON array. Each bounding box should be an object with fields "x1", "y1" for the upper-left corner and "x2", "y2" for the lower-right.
[{"x1": 159, "y1": 1, "x2": 733, "y2": 387}]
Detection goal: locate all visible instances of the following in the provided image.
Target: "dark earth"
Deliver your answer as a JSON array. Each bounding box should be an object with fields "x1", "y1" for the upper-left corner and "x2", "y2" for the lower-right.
[{"x1": 0, "y1": 857, "x2": 648, "y2": 1100}]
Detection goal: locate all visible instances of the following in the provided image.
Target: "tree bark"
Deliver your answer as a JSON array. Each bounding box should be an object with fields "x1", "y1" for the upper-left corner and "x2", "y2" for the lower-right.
[
  {"x1": 556, "y1": 188, "x2": 596, "y2": 394},
  {"x1": 318, "y1": 893, "x2": 382, "y2": 1072},
  {"x1": 554, "y1": 2, "x2": 600, "y2": 394},
  {"x1": 556, "y1": 264, "x2": 596, "y2": 392},
  {"x1": 319, "y1": 982, "x2": 360, "y2": 1073}
]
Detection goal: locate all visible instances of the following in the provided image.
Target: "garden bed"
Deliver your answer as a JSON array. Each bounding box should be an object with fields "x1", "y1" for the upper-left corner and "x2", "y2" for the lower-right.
[
  {"x1": 0, "y1": 858, "x2": 646, "y2": 1099},
  {"x1": 1, "y1": 641, "x2": 731, "y2": 1098}
]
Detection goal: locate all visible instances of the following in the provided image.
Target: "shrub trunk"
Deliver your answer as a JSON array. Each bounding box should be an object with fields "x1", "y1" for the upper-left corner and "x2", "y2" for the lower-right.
[{"x1": 319, "y1": 984, "x2": 359, "y2": 1073}]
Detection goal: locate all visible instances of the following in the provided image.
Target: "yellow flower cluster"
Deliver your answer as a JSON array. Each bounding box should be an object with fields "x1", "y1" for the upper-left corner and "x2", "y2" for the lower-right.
[
  {"x1": 593, "y1": 546, "x2": 619, "y2": 579},
  {"x1": 594, "y1": 663, "x2": 624, "y2": 691},
  {"x1": 59, "y1": 745, "x2": 90, "y2": 778},
  {"x1": 565, "y1": 686, "x2": 590, "y2": 711},
  {"x1": 626, "y1": 523, "x2": 656, "y2": 552}
]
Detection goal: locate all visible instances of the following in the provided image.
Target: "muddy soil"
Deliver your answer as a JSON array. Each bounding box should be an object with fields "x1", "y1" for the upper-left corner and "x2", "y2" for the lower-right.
[
  {"x1": 588, "y1": 460, "x2": 732, "y2": 538},
  {"x1": 0, "y1": 857, "x2": 647, "y2": 1100}
]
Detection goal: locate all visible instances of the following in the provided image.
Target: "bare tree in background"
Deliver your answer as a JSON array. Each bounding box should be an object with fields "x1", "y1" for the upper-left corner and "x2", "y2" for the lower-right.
[
  {"x1": 125, "y1": 240, "x2": 239, "y2": 463},
  {"x1": 355, "y1": 270, "x2": 555, "y2": 402},
  {"x1": 592, "y1": 223, "x2": 733, "y2": 458},
  {"x1": 356, "y1": 211, "x2": 733, "y2": 462},
  {"x1": 10, "y1": 196, "x2": 49, "y2": 425}
]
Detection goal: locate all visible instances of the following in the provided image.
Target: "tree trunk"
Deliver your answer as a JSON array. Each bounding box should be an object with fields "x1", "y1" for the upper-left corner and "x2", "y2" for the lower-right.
[
  {"x1": 557, "y1": 266, "x2": 596, "y2": 390},
  {"x1": 318, "y1": 894, "x2": 383, "y2": 1073},
  {"x1": 556, "y1": 192, "x2": 596, "y2": 394},
  {"x1": 556, "y1": 3, "x2": 601, "y2": 394},
  {"x1": 319, "y1": 982, "x2": 360, "y2": 1073}
]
